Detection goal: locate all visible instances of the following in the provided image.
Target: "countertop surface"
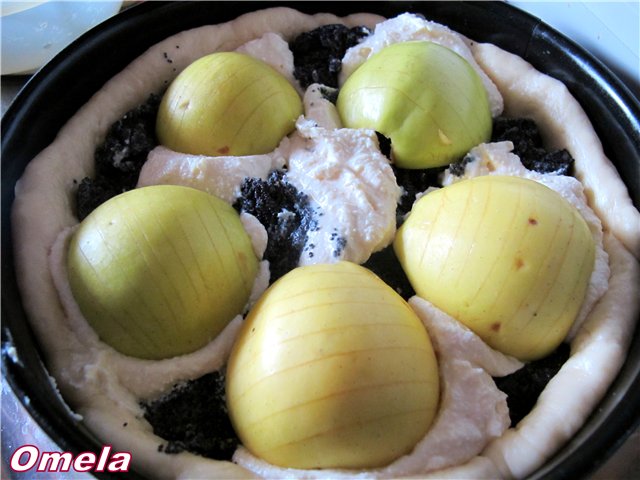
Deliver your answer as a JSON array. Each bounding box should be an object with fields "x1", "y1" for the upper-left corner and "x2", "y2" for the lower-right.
[{"x1": 2, "y1": 2, "x2": 639, "y2": 479}]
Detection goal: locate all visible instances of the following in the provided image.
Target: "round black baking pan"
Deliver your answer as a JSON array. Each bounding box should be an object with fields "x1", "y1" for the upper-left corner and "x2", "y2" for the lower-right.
[{"x1": 2, "y1": 2, "x2": 639, "y2": 479}]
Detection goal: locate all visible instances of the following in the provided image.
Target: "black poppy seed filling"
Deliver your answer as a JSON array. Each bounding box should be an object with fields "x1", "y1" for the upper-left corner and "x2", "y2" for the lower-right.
[
  {"x1": 373, "y1": 132, "x2": 444, "y2": 227},
  {"x1": 363, "y1": 246, "x2": 416, "y2": 300},
  {"x1": 319, "y1": 85, "x2": 339, "y2": 104},
  {"x1": 291, "y1": 24, "x2": 371, "y2": 89},
  {"x1": 494, "y1": 343, "x2": 571, "y2": 427},
  {"x1": 491, "y1": 117, "x2": 575, "y2": 175},
  {"x1": 393, "y1": 166, "x2": 445, "y2": 226},
  {"x1": 79, "y1": 24, "x2": 586, "y2": 462},
  {"x1": 234, "y1": 170, "x2": 318, "y2": 283},
  {"x1": 75, "y1": 93, "x2": 161, "y2": 220},
  {"x1": 448, "y1": 117, "x2": 575, "y2": 177},
  {"x1": 140, "y1": 371, "x2": 239, "y2": 460}
]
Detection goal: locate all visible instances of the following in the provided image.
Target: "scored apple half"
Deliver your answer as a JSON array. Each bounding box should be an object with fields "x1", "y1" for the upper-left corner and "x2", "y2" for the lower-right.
[
  {"x1": 394, "y1": 176, "x2": 595, "y2": 361},
  {"x1": 67, "y1": 185, "x2": 259, "y2": 360},
  {"x1": 337, "y1": 41, "x2": 492, "y2": 169},
  {"x1": 226, "y1": 262, "x2": 440, "y2": 470},
  {"x1": 157, "y1": 52, "x2": 302, "y2": 157}
]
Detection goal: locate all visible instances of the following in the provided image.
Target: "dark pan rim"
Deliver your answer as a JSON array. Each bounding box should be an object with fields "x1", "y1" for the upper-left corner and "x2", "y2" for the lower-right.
[{"x1": 2, "y1": 2, "x2": 639, "y2": 479}]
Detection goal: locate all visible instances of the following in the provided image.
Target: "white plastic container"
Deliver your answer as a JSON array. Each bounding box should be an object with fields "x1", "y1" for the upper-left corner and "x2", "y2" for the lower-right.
[{"x1": 1, "y1": 1, "x2": 123, "y2": 75}]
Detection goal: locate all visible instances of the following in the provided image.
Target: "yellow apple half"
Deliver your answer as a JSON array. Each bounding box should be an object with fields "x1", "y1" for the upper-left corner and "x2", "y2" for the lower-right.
[
  {"x1": 156, "y1": 52, "x2": 302, "y2": 157},
  {"x1": 226, "y1": 261, "x2": 440, "y2": 469},
  {"x1": 67, "y1": 185, "x2": 258, "y2": 360},
  {"x1": 394, "y1": 175, "x2": 595, "y2": 361},
  {"x1": 337, "y1": 41, "x2": 491, "y2": 169}
]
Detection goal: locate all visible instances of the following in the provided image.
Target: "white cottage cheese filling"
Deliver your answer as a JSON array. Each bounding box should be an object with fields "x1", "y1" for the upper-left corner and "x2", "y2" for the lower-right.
[
  {"x1": 235, "y1": 32, "x2": 300, "y2": 94},
  {"x1": 284, "y1": 118, "x2": 401, "y2": 265},
  {"x1": 303, "y1": 83, "x2": 342, "y2": 129},
  {"x1": 137, "y1": 146, "x2": 286, "y2": 203}
]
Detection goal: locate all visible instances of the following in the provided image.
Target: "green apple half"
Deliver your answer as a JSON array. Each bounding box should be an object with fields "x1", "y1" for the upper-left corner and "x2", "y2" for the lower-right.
[
  {"x1": 157, "y1": 51, "x2": 302, "y2": 157},
  {"x1": 337, "y1": 41, "x2": 492, "y2": 169},
  {"x1": 394, "y1": 176, "x2": 595, "y2": 361},
  {"x1": 67, "y1": 185, "x2": 258, "y2": 360},
  {"x1": 226, "y1": 261, "x2": 440, "y2": 469}
]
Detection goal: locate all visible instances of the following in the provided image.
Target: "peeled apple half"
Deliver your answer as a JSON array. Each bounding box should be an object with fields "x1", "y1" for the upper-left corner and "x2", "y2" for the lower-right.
[
  {"x1": 67, "y1": 185, "x2": 258, "y2": 360},
  {"x1": 337, "y1": 41, "x2": 492, "y2": 169},
  {"x1": 226, "y1": 261, "x2": 440, "y2": 469},
  {"x1": 156, "y1": 52, "x2": 302, "y2": 157},
  {"x1": 394, "y1": 176, "x2": 595, "y2": 361},
  {"x1": 394, "y1": 176, "x2": 595, "y2": 360}
]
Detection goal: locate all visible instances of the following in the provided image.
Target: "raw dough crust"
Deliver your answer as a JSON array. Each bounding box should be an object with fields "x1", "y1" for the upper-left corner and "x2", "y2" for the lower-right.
[{"x1": 10, "y1": 6, "x2": 640, "y2": 480}]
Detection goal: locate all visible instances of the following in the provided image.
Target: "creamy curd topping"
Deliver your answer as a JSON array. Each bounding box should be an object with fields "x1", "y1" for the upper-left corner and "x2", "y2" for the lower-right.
[
  {"x1": 284, "y1": 118, "x2": 401, "y2": 265},
  {"x1": 240, "y1": 212, "x2": 269, "y2": 259},
  {"x1": 303, "y1": 83, "x2": 342, "y2": 129},
  {"x1": 138, "y1": 146, "x2": 286, "y2": 203},
  {"x1": 235, "y1": 32, "x2": 299, "y2": 93}
]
